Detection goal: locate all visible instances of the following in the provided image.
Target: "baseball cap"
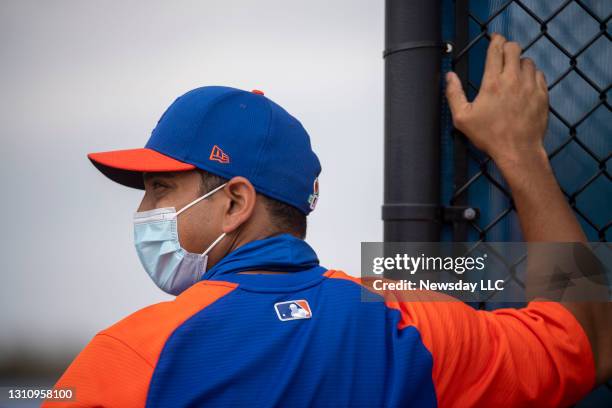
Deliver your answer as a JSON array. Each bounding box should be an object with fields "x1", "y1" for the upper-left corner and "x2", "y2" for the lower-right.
[{"x1": 88, "y1": 86, "x2": 321, "y2": 214}]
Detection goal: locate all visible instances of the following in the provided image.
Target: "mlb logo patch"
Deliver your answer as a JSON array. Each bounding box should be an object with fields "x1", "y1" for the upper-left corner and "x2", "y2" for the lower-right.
[
  {"x1": 274, "y1": 300, "x2": 312, "y2": 321},
  {"x1": 308, "y1": 177, "x2": 319, "y2": 211}
]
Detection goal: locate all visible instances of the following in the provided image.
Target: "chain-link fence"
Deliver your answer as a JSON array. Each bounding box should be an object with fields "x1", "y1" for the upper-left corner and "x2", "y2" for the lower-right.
[
  {"x1": 442, "y1": 0, "x2": 611, "y2": 402},
  {"x1": 447, "y1": 0, "x2": 610, "y2": 243}
]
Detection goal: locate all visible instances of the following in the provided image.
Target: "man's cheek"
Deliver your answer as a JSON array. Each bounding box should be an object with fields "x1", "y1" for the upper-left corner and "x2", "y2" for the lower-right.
[{"x1": 178, "y1": 214, "x2": 211, "y2": 253}]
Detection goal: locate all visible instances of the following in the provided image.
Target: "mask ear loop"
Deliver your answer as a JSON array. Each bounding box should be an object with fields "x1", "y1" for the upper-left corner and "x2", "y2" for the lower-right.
[
  {"x1": 176, "y1": 183, "x2": 227, "y2": 216},
  {"x1": 198, "y1": 232, "x2": 227, "y2": 279},
  {"x1": 202, "y1": 232, "x2": 227, "y2": 256}
]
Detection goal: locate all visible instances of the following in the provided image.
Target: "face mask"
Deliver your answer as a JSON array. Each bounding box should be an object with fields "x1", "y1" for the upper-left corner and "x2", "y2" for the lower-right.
[{"x1": 133, "y1": 183, "x2": 227, "y2": 296}]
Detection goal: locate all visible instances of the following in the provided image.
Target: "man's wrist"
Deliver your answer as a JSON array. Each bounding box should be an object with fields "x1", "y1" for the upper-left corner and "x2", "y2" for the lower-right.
[{"x1": 491, "y1": 146, "x2": 551, "y2": 184}]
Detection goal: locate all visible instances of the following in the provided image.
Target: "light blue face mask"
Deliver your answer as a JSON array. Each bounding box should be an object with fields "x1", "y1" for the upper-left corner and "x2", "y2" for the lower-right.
[{"x1": 133, "y1": 183, "x2": 227, "y2": 296}]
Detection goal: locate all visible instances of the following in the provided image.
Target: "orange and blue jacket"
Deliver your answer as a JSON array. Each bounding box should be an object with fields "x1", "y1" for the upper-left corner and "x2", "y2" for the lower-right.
[{"x1": 44, "y1": 234, "x2": 595, "y2": 407}]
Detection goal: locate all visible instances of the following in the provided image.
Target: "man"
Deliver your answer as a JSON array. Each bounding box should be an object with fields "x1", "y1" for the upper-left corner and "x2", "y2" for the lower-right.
[{"x1": 45, "y1": 33, "x2": 610, "y2": 407}]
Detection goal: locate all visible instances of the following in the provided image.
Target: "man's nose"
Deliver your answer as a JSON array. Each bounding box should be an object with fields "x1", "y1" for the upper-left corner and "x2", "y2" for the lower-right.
[{"x1": 137, "y1": 192, "x2": 156, "y2": 212}]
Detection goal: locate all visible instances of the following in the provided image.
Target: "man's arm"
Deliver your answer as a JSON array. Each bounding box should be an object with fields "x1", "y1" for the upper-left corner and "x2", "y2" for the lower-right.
[{"x1": 445, "y1": 33, "x2": 611, "y2": 385}]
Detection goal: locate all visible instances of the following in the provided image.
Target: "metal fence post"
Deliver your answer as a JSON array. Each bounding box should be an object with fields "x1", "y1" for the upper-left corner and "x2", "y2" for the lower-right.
[{"x1": 383, "y1": 0, "x2": 442, "y2": 242}]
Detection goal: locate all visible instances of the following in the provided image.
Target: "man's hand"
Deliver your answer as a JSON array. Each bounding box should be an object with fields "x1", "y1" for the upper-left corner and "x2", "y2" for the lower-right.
[
  {"x1": 444, "y1": 32, "x2": 584, "y2": 242},
  {"x1": 445, "y1": 33, "x2": 549, "y2": 167}
]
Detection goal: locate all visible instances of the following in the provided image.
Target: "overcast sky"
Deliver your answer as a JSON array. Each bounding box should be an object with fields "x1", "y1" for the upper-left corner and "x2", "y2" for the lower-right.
[{"x1": 0, "y1": 0, "x2": 384, "y2": 358}]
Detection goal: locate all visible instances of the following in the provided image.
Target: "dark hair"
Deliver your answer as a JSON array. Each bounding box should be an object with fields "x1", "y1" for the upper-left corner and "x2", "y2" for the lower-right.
[{"x1": 197, "y1": 169, "x2": 307, "y2": 239}]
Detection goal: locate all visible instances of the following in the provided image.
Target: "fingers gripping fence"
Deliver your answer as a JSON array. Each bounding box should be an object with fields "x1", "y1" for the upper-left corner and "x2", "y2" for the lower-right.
[{"x1": 442, "y1": 0, "x2": 611, "y2": 401}]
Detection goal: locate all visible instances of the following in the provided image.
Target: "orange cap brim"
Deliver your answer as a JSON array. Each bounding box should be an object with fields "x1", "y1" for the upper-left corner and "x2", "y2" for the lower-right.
[{"x1": 88, "y1": 148, "x2": 196, "y2": 189}]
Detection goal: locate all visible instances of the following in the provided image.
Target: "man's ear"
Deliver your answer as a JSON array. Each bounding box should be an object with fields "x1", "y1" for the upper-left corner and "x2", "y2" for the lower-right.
[{"x1": 220, "y1": 176, "x2": 257, "y2": 233}]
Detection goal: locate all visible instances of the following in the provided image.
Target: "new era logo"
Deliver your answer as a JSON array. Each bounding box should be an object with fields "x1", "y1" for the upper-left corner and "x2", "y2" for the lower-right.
[
  {"x1": 210, "y1": 145, "x2": 230, "y2": 164},
  {"x1": 274, "y1": 300, "x2": 312, "y2": 321}
]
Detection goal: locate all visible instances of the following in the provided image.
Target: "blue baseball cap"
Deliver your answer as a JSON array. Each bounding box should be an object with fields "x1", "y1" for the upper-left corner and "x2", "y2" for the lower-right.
[{"x1": 88, "y1": 86, "x2": 321, "y2": 214}]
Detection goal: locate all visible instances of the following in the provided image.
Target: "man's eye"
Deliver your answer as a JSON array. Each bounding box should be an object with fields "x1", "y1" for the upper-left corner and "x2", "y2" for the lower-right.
[{"x1": 152, "y1": 181, "x2": 167, "y2": 189}]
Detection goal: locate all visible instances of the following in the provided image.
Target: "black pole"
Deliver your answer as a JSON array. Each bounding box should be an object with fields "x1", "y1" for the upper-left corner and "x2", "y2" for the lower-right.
[{"x1": 383, "y1": 0, "x2": 442, "y2": 242}]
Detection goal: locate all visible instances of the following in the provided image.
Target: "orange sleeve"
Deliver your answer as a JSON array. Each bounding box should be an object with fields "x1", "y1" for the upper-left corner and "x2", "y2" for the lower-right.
[
  {"x1": 41, "y1": 333, "x2": 153, "y2": 407},
  {"x1": 325, "y1": 270, "x2": 596, "y2": 408},
  {"x1": 392, "y1": 299, "x2": 596, "y2": 408}
]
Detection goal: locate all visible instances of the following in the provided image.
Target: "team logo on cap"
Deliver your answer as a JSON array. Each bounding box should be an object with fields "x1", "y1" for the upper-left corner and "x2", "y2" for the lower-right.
[
  {"x1": 274, "y1": 300, "x2": 312, "y2": 321},
  {"x1": 308, "y1": 177, "x2": 319, "y2": 210},
  {"x1": 210, "y1": 145, "x2": 230, "y2": 164}
]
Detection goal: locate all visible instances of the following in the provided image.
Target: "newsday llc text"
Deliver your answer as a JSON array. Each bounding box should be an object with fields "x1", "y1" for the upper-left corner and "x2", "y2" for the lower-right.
[{"x1": 371, "y1": 278, "x2": 505, "y2": 293}]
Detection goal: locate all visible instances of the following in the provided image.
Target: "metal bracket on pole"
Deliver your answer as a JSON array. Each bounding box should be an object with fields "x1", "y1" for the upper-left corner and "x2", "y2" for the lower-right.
[
  {"x1": 383, "y1": 41, "x2": 452, "y2": 58},
  {"x1": 382, "y1": 204, "x2": 479, "y2": 223}
]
